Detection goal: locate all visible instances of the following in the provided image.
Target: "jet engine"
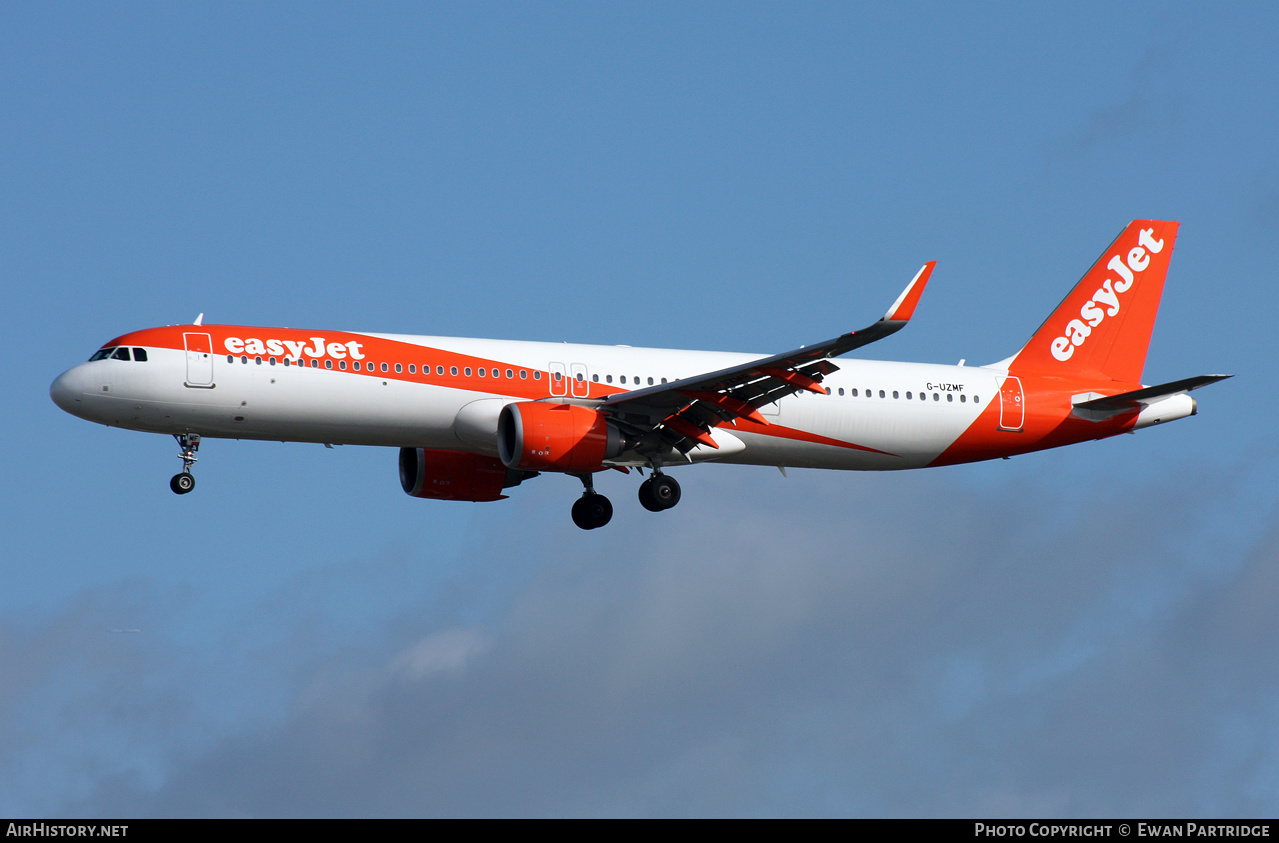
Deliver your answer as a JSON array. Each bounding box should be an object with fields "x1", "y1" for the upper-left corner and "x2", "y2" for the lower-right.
[
  {"x1": 497, "y1": 402, "x2": 623, "y2": 473},
  {"x1": 399, "y1": 447, "x2": 532, "y2": 502}
]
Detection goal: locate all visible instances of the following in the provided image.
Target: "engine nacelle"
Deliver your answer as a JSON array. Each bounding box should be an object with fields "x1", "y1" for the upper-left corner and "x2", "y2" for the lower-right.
[
  {"x1": 399, "y1": 447, "x2": 531, "y2": 502},
  {"x1": 497, "y1": 401, "x2": 623, "y2": 473}
]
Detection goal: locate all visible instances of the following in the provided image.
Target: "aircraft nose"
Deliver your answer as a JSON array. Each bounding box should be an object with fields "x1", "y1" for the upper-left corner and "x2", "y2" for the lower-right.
[{"x1": 50, "y1": 366, "x2": 88, "y2": 414}]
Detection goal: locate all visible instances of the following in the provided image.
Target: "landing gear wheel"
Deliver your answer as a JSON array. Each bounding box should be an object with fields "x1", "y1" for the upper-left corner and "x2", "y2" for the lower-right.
[
  {"x1": 571, "y1": 493, "x2": 613, "y2": 530},
  {"x1": 638, "y1": 478, "x2": 664, "y2": 511},
  {"x1": 170, "y1": 472, "x2": 196, "y2": 495},
  {"x1": 640, "y1": 474, "x2": 681, "y2": 511}
]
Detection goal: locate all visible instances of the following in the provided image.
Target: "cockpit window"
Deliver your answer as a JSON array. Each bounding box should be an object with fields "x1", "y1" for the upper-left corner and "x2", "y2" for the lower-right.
[{"x1": 90, "y1": 346, "x2": 147, "y2": 361}]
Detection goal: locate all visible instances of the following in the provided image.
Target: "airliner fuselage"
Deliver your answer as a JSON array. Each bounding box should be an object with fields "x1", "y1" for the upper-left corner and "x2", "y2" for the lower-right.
[
  {"x1": 52, "y1": 331, "x2": 1016, "y2": 468},
  {"x1": 50, "y1": 220, "x2": 1227, "y2": 529}
]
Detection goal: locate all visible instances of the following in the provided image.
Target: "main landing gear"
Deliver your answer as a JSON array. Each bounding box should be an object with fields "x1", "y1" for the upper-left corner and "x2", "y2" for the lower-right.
[
  {"x1": 170, "y1": 433, "x2": 200, "y2": 495},
  {"x1": 638, "y1": 473, "x2": 681, "y2": 512},
  {"x1": 571, "y1": 473, "x2": 613, "y2": 530},
  {"x1": 569, "y1": 470, "x2": 682, "y2": 530}
]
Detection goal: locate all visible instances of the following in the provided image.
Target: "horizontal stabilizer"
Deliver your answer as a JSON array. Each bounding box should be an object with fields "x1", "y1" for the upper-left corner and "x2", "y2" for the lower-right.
[{"x1": 1072, "y1": 374, "x2": 1232, "y2": 411}]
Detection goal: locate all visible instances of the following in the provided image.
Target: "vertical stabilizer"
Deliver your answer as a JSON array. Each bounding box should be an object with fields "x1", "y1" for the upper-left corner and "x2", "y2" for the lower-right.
[{"x1": 1010, "y1": 220, "x2": 1178, "y2": 384}]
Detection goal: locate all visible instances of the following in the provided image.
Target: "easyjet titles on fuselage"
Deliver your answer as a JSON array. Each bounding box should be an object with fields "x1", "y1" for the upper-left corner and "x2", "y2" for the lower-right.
[{"x1": 224, "y1": 336, "x2": 365, "y2": 361}]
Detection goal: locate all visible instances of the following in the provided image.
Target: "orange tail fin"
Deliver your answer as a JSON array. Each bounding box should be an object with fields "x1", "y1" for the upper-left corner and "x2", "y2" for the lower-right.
[{"x1": 1010, "y1": 220, "x2": 1179, "y2": 384}]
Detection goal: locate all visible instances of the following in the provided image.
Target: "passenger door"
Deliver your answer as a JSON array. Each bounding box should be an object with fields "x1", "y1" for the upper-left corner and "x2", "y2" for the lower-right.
[
  {"x1": 184, "y1": 332, "x2": 215, "y2": 388},
  {"x1": 998, "y1": 376, "x2": 1024, "y2": 431}
]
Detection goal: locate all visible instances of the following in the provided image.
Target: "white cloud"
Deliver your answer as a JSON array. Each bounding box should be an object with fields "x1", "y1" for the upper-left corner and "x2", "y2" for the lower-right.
[{"x1": 393, "y1": 628, "x2": 489, "y2": 680}]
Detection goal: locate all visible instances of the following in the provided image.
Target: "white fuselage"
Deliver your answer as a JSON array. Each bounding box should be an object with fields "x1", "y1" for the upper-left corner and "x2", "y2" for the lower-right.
[{"x1": 51, "y1": 332, "x2": 998, "y2": 471}]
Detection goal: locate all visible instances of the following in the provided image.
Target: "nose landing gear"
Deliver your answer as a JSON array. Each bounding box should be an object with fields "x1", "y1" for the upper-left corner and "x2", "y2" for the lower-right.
[{"x1": 170, "y1": 434, "x2": 200, "y2": 495}]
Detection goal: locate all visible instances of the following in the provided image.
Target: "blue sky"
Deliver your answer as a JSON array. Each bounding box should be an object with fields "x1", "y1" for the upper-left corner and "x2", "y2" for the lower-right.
[{"x1": 4, "y1": 2, "x2": 1278, "y2": 816}]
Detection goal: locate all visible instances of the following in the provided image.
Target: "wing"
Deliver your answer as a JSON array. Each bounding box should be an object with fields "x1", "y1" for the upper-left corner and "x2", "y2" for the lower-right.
[{"x1": 599, "y1": 262, "x2": 936, "y2": 457}]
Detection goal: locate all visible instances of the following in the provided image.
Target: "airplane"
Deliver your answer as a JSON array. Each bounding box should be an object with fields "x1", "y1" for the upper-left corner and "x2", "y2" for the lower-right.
[{"x1": 50, "y1": 220, "x2": 1229, "y2": 530}]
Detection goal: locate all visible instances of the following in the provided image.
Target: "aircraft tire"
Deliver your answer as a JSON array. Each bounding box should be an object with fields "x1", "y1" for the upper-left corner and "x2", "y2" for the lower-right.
[
  {"x1": 170, "y1": 472, "x2": 195, "y2": 495},
  {"x1": 638, "y1": 478, "x2": 665, "y2": 512},
  {"x1": 650, "y1": 475, "x2": 680, "y2": 510},
  {"x1": 571, "y1": 493, "x2": 613, "y2": 530}
]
